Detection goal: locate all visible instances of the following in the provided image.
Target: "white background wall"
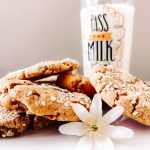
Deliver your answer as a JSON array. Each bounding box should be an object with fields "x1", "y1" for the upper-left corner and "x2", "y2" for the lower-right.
[{"x1": 0, "y1": 0, "x2": 149, "y2": 80}]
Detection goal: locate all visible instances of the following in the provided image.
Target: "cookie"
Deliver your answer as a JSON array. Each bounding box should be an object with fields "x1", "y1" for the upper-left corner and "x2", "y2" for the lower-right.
[
  {"x1": 56, "y1": 73, "x2": 96, "y2": 97},
  {"x1": 5, "y1": 58, "x2": 79, "y2": 80},
  {"x1": 0, "y1": 106, "x2": 30, "y2": 137},
  {"x1": 0, "y1": 84, "x2": 91, "y2": 122},
  {"x1": 0, "y1": 106, "x2": 53, "y2": 137},
  {"x1": 90, "y1": 65, "x2": 150, "y2": 126}
]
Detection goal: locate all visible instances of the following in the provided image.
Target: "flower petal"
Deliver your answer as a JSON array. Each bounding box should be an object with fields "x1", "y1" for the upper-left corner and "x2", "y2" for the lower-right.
[
  {"x1": 102, "y1": 106, "x2": 124, "y2": 124},
  {"x1": 95, "y1": 136, "x2": 115, "y2": 150},
  {"x1": 107, "y1": 125, "x2": 134, "y2": 139},
  {"x1": 75, "y1": 135, "x2": 93, "y2": 150},
  {"x1": 73, "y1": 104, "x2": 92, "y2": 123},
  {"x1": 90, "y1": 94, "x2": 102, "y2": 119},
  {"x1": 59, "y1": 122, "x2": 85, "y2": 136}
]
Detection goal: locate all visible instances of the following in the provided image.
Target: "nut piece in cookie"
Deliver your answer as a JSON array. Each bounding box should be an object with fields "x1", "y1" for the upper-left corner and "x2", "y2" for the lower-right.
[
  {"x1": 32, "y1": 116, "x2": 54, "y2": 130},
  {"x1": 56, "y1": 73, "x2": 96, "y2": 97},
  {"x1": 90, "y1": 65, "x2": 150, "y2": 126},
  {"x1": 0, "y1": 106, "x2": 30, "y2": 137},
  {"x1": 0, "y1": 85, "x2": 91, "y2": 122},
  {"x1": 5, "y1": 58, "x2": 79, "y2": 80}
]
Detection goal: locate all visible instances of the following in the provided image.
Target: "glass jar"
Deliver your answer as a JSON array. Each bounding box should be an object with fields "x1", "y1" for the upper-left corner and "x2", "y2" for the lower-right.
[{"x1": 80, "y1": 0, "x2": 135, "y2": 76}]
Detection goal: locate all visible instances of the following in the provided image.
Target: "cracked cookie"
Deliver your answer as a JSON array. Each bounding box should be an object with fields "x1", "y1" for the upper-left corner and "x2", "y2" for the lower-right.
[
  {"x1": 90, "y1": 65, "x2": 150, "y2": 126},
  {"x1": 0, "y1": 84, "x2": 91, "y2": 122}
]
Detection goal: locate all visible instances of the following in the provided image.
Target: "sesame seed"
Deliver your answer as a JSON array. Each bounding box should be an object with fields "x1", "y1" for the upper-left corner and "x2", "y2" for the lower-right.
[
  {"x1": 114, "y1": 85, "x2": 118, "y2": 88},
  {"x1": 131, "y1": 100, "x2": 136, "y2": 104},
  {"x1": 69, "y1": 103, "x2": 73, "y2": 106},
  {"x1": 85, "y1": 98, "x2": 90, "y2": 102},
  {"x1": 122, "y1": 84, "x2": 126, "y2": 87},
  {"x1": 80, "y1": 101, "x2": 85, "y2": 105},
  {"x1": 64, "y1": 101, "x2": 71, "y2": 107},
  {"x1": 66, "y1": 97, "x2": 70, "y2": 101},
  {"x1": 114, "y1": 101, "x2": 118, "y2": 105},
  {"x1": 110, "y1": 87, "x2": 114, "y2": 91},
  {"x1": 27, "y1": 91, "x2": 32, "y2": 96},
  {"x1": 106, "y1": 93, "x2": 109, "y2": 97},
  {"x1": 50, "y1": 96, "x2": 56, "y2": 101},
  {"x1": 41, "y1": 101, "x2": 46, "y2": 106},
  {"x1": 59, "y1": 98, "x2": 64, "y2": 103},
  {"x1": 22, "y1": 124, "x2": 26, "y2": 127},
  {"x1": 86, "y1": 103, "x2": 90, "y2": 109},
  {"x1": 68, "y1": 93, "x2": 73, "y2": 96},
  {"x1": 102, "y1": 82, "x2": 106, "y2": 86},
  {"x1": 2, "y1": 134, "x2": 6, "y2": 138},
  {"x1": 132, "y1": 111, "x2": 138, "y2": 116},
  {"x1": 94, "y1": 73, "x2": 100, "y2": 77}
]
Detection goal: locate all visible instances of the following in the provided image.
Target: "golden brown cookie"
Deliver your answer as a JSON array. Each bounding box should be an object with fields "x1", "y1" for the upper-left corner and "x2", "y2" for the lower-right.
[
  {"x1": 56, "y1": 73, "x2": 96, "y2": 97},
  {"x1": 0, "y1": 84, "x2": 91, "y2": 122},
  {"x1": 5, "y1": 58, "x2": 79, "y2": 80},
  {"x1": 0, "y1": 107, "x2": 54, "y2": 137},
  {"x1": 0, "y1": 106, "x2": 30, "y2": 137},
  {"x1": 90, "y1": 65, "x2": 150, "y2": 126}
]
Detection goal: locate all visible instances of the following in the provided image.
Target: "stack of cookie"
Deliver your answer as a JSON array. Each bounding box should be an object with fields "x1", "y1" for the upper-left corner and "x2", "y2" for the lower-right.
[
  {"x1": 0, "y1": 58, "x2": 149, "y2": 137},
  {"x1": 0, "y1": 59, "x2": 94, "y2": 137}
]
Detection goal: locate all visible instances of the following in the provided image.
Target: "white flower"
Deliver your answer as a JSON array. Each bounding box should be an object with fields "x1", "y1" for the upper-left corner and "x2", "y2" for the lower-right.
[{"x1": 59, "y1": 94, "x2": 134, "y2": 150}]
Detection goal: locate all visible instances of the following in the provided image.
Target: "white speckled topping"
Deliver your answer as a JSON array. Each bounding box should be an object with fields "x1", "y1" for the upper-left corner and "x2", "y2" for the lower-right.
[
  {"x1": 90, "y1": 65, "x2": 150, "y2": 108},
  {"x1": 90, "y1": 65, "x2": 150, "y2": 125},
  {"x1": 0, "y1": 106, "x2": 19, "y2": 122}
]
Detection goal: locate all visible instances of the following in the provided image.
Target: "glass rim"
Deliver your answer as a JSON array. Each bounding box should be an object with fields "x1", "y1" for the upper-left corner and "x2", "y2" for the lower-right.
[{"x1": 80, "y1": 0, "x2": 135, "y2": 9}]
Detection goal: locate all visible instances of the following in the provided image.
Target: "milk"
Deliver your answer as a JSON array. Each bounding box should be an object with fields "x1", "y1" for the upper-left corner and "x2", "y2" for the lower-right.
[{"x1": 80, "y1": 3, "x2": 135, "y2": 76}]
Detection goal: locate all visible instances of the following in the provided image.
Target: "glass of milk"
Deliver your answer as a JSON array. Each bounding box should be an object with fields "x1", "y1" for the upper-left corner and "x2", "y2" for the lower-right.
[{"x1": 80, "y1": 0, "x2": 135, "y2": 76}]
